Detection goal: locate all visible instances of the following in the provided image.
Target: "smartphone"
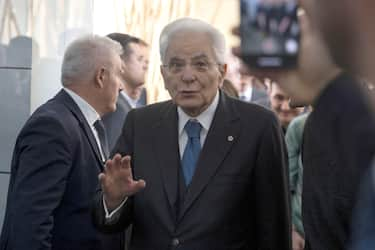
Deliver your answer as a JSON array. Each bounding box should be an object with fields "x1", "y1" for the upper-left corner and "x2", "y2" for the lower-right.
[{"x1": 240, "y1": 0, "x2": 300, "y2": 68}]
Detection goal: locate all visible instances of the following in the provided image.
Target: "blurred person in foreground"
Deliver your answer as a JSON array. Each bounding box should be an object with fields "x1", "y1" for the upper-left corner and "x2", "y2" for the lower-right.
[
  {"x1": 92, "y1": 17, "x2": 291, "y2": 250},
  {"x1": 0, "y1": 35, "x2": 125, "y2": 250},
  {"x1": 235, "y1": 7, "x2": 375, "y2": 250},
  {"x1": 102, "y1": 33, "x2": 149, "y2": 152},
  {"x1": 295, "y1": 1, "x2": 375, "y2": 249},
  {"x1": 296, "y1": 1, "x2": 375, "y2": 249}
]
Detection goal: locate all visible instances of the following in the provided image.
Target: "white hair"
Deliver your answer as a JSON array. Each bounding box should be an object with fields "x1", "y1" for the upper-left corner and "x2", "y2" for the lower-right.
[
  {"x1": 61, "y1": 34, "x2": 123, "y2": 86},
  {"x1": 159, "y1": 17, "x2": 226, "y2": 64}
]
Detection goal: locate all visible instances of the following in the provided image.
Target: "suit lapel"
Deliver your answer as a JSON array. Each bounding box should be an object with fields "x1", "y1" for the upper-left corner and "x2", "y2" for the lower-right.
[
  {"x1": 152, "y1": 103, "x2": 180, "y2": 214},
  {"x1": 56, "y1": 90, "x2": 104, "y2": 171},
  {"x1": 179, "y1": 93, "x2": 241, "y2": 220}
]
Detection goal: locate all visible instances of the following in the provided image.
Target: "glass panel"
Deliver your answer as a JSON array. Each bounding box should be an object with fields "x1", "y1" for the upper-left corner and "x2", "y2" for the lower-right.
[
  {"x1": 0, "y1": 68, "x2": 31, "y2": 172},
  {"x1": 0, "y1": 173, "x2": 10, "y2": 231},
  {"x1": 0, "y1": 0, "x2": 32, "y2": 68}
]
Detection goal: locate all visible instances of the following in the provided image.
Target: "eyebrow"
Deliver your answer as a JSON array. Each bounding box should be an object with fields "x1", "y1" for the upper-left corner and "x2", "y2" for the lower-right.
[
  {"x1": 191, "y1": 54, "x2": 209, "y2": 61},
  {"x1": 168, "y1": 57, "x2": 185, "y2": 62},
  {"x1": 168, "y1": 53, "x2": 210, "y2": 62}
]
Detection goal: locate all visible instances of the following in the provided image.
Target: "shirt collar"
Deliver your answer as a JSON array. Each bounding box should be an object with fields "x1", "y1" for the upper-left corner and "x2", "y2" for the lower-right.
[
  {"x1": 241, "y1": 85, "x2": 253, "y2": 101},
  {"x1": 64, "y1": 87, "x2": 100, "y2": 126},
  {"x1": 178, "y1": 90, "x2": 219, "y2": 135},
  {"x1": 121, "y1": 90, "x2": 139, "y2": 108}
]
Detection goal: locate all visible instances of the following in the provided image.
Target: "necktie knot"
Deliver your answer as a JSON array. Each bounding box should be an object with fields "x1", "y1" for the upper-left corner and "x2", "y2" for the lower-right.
[
  {"x1": 184, "y1": 120, "x2": 202, "y2": 139},
  {"x1": 94, "y1": 119, "x2": 105, "y2": 132}
]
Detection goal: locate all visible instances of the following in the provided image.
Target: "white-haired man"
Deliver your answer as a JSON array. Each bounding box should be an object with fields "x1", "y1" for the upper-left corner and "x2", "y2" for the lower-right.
[
  {"x1": 0, "y1": 35, "x2": 124, "y2": 250},
  {"x1": 92, "y1": 18, "x2": 291, "y2": 250}
]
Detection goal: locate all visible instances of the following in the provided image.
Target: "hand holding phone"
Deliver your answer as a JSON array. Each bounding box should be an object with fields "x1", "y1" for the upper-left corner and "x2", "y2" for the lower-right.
[{"x1": 240, "y1": 0, "x2": 300, "y2": 68}]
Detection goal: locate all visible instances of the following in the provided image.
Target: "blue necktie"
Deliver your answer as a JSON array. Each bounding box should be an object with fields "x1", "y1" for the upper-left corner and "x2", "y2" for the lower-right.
[{"x1": 181, "y1": 120, "x2": 202, "y2": 186}]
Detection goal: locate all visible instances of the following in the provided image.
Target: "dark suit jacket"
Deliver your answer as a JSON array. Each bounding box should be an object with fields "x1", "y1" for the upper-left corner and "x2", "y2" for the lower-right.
[
  {"x1": 0, "y1": 89, "x2": 123, "y2": 250},
  {"x1": 302, "y1": 73, "x2": 375, "y2": 250},
  {"x1": 93, "y1": 92, "x2": 292, "y2": 250},
  {"x1": 350, "y1": 164, "x2": 375, "y2": 250},
  {"x1": 102, "y1": 93, "x2": 132, "y2": 151}
]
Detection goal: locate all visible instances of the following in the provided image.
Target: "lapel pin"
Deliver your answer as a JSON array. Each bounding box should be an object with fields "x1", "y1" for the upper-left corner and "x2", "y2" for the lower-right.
[{"x1": 227, "y1": 136, "x2": 234, "y2": 142}]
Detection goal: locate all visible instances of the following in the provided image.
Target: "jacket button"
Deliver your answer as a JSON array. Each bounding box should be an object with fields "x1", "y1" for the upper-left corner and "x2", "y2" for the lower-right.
[{"x1": 171, "y1": 238, "x2": 180, "y2": 246}]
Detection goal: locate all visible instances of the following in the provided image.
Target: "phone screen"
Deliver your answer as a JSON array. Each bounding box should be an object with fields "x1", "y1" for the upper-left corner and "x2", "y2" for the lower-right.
[{"x1": 240, "y1": 0, "x2": 300, "y2": 68}]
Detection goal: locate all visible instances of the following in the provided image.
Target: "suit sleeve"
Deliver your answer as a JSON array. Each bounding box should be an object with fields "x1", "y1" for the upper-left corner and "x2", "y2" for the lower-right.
[
  {"x1": 253, "y1": 114, "x2": 292, "y2": 250},
  {"x1": 350, "y1": 164, "x2": 375, "y2": 250},
  {"x1": 92, "y1": 109, "x2": 136, "y2": 233},
  {"x1": 8, "y1": 116, "x2": 73, "y2": 250}
]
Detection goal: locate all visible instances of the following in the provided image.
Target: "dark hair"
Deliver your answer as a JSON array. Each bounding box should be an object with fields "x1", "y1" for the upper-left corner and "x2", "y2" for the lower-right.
[{"x1": 106, "y1": 33, "x2": 148, "y2": 59}]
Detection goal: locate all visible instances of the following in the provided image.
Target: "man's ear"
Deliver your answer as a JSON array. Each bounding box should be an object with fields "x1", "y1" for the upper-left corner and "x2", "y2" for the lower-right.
[
  {"x1": 218, "y1": 64, "x2": 227, "y2": 81},
  {"x1": 95, "y1": 67, "x2": 106, "y2": 88}
]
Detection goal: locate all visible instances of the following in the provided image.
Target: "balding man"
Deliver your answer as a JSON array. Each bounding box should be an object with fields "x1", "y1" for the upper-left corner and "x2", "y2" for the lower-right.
[{"x1": 0, "y1": 35, "x2": 124, "y2": 250}]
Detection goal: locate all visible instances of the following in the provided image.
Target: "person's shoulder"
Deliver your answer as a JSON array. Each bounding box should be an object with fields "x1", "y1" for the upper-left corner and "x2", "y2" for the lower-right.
[
  {"x1": 226, "y1": 95, "x2": 279, "y2": 127},
  {"x1": 21, "y1": 96, "x2": 79, "y2": 138},
  {"x1": 133, "y1": 99, "x2": 173, "y2": 113},
  {"x1": 229, "y1": 95, "x2": 275, "y2": 118},
  {"x1": 127, "y1": 99, "x2": 174, "y2": 121},
  {"x1": 288, "y1": 113, "x2": 309, "y2": 129},
  {"x1": 36, "y1": 96, "x2": 77, "y2": 122}
]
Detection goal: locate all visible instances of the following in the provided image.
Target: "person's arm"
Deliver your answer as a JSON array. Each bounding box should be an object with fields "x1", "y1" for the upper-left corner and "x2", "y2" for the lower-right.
[
  {"x1": 285, "y1": 120, "x2": 300, "y2": 194},
  {"x1": 9, "y1": 116, "x2": 73, "y2": 250},
  {"x1": 92, "y1": 110, "x2": 145, "y2": 233},
  {"x1": 253, "y1": 114, "x2": 292, "y2": 250},
  {"x1": 350, "y1": 165, "x2": 375, "y2": 250},
  {"x1": 92, "y1": 189, "x2": 134, "y2": 234}
]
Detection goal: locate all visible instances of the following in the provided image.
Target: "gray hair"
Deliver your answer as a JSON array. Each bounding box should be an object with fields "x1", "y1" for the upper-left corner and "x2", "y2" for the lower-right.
[
  {"x1": 61, "y1": 34, "x2": 123, "y2": 86},
  {"x1": 159, "y1": 17, "x2": 226, "y2": 64}
]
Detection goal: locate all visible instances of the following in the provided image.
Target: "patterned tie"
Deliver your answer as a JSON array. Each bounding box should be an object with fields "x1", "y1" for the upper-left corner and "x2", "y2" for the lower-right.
[
  {"x1": 181, "y1": 120, "x2": 202, "y2": 186},
  {"x1": 94, "y1": 119, "x2": 109, "y2": 161}
]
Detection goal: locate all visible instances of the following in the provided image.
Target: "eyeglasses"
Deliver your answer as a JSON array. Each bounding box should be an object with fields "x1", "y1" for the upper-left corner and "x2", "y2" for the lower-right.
[{"x1": 162, "y1": 59, "x2": 220, "y2": 74}]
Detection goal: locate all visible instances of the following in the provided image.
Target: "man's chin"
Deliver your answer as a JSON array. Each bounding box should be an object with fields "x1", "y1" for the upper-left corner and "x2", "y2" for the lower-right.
[{"x1": 177, "y1": 102, "x2": 204, "y2": 116}]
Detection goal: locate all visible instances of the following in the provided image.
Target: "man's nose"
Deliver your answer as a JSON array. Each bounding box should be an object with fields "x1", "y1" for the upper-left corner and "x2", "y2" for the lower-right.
[{"x1": 181, "y1": 64, "x2": 196, "y2": 82}]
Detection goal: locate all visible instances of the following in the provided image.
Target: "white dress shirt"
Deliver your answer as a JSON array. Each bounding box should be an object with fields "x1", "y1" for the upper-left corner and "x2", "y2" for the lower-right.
[
  {"x1": 121, "y1": 91, "x2": 139, "y2": 109},
  {"x1": 64, "y1": 88, "x2": 106, "y2": 161},
  {"x1": 177, "y1": 90, "x2": 219, "y2": 157},
  {"x1": 239, "y1": 85, "x2": 253, "y2": 102}
]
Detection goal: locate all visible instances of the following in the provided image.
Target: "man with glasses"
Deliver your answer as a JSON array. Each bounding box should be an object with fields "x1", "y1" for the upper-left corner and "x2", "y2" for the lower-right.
[{"x1": 92, "y1": 17, "x2": 291, "y2": 250}]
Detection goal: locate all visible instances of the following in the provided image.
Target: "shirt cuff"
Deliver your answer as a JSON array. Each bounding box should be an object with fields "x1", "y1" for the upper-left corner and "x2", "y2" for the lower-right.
[{"x1": 103, "y1": 196, "x2": 127, "y2": 219}]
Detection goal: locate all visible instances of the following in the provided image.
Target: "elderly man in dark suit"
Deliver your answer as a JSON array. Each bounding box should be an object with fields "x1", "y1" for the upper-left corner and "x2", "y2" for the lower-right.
[
  {"x1": 0, "y1": 35, "x2": 125, "y2": 250},
  {"x1": 92, "y1": 17, "x2": 291, "y2": 250},
  {"x1": 102, "y1": 33, "x2": 149, "y2": 151}
]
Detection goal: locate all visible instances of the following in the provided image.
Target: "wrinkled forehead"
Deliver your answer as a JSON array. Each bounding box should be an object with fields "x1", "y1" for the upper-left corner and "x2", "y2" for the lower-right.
[{"x1": 165, "y1": 31, "x2": 216, "y2": 61}]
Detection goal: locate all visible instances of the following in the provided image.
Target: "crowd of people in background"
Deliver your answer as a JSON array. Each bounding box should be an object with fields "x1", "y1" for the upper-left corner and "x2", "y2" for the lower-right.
[{"x1": 1, "y1": 0, "x2": 375, "y2": 249}]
